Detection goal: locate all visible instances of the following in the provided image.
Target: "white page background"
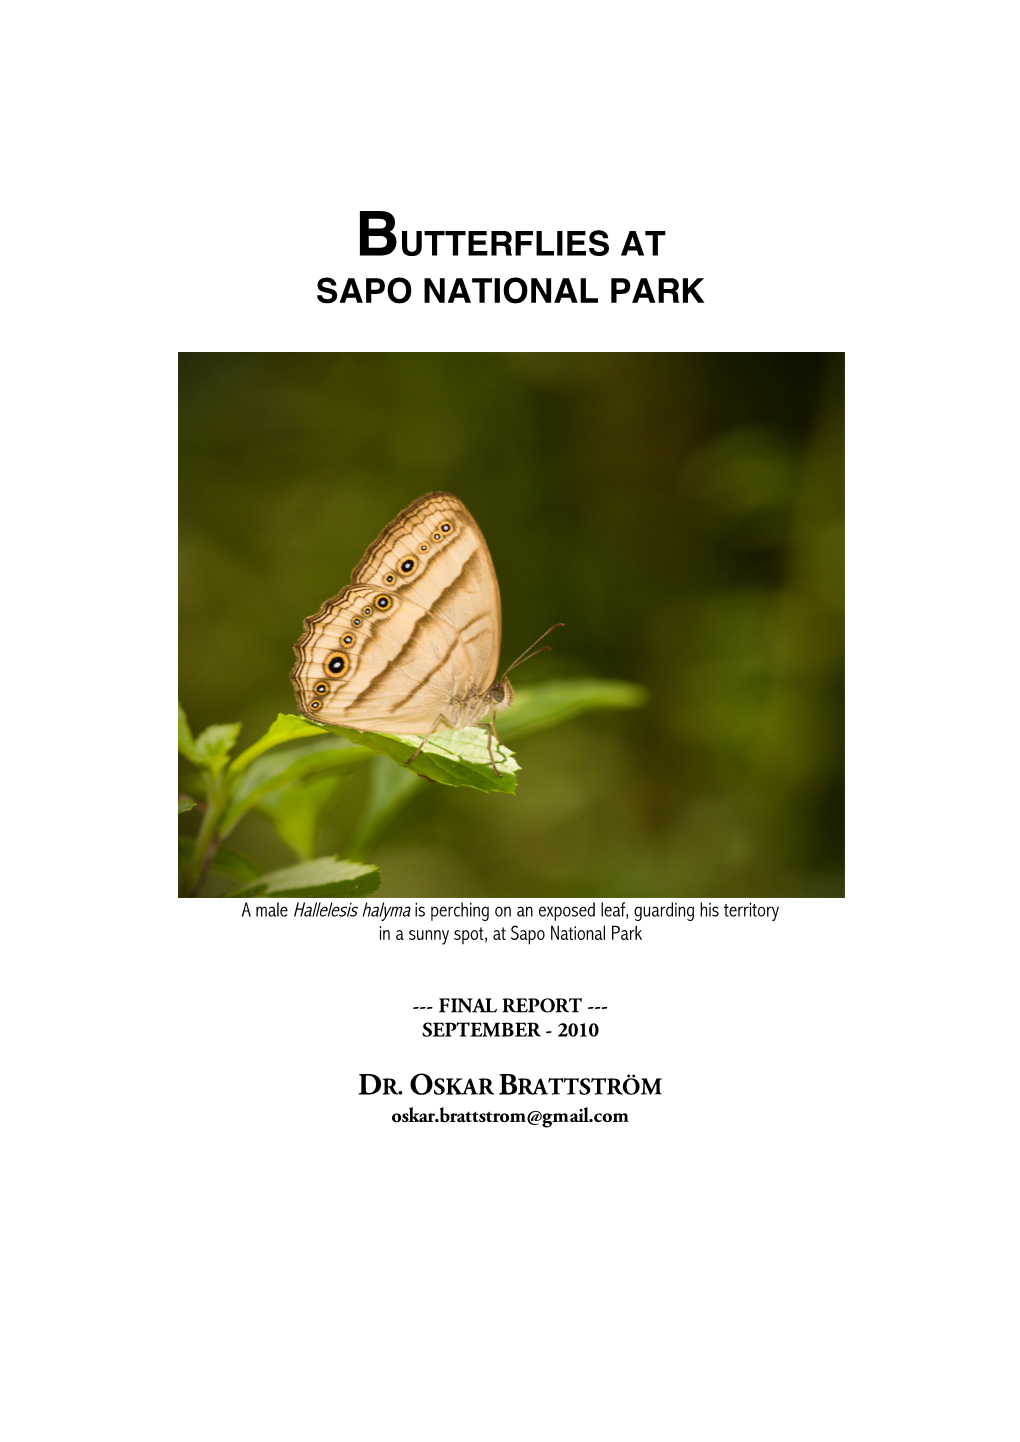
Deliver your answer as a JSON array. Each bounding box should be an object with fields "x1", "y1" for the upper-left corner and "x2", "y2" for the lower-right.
[{"x1": 4, "y1": 4, "x2": 1016, "y2": 1439}]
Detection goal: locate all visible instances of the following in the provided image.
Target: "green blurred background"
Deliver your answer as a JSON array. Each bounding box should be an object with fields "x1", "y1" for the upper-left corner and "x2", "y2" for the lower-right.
[{"x1": 179, "y1": 353, "x2": 843, "y2": 897}]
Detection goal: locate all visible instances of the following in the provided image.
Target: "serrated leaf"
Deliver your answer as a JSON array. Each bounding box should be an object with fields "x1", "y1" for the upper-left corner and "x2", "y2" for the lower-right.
[
  {"x1": 178, "y1": 704, "x2": 198, "y2": 763},
  {"x1": 221, "y1": 734, "x2": 374, "y2": 836},
  {"x1": 328, "y1": 724, "x2": 518, "y2": 793},
  {"x1": 190, "y1": 722, "x2": 241, "y2": 776},
  {"x1": 228, "y1": 712, "x2": 326, "y2": 777},
  {"x1": 256, "y1": 774, "x2": 348, "y2": 861},
  {"x1": 178, "y1": 837, "x2": 262, "y2": 883},
  {"x1": 230, "y1": 856, "x2": 381, "y2": 898},
  {"x1": 498, "y1": 678, "x2": 649, "y2": 739},
  {"x1": 178, "y1": 797, "x2": 196, "y2": 814}
]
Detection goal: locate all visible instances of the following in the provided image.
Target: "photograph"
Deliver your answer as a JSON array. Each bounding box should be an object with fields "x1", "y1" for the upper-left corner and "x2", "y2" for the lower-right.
[{"x1": 179, "y1": 352, "x2": 844, "y2": 898}]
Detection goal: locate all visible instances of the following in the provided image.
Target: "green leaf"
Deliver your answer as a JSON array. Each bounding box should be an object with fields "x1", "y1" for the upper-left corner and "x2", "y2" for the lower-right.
[
  {"x1": 230, "y1": 856, "x2": 381, "y2": 898},
  {"x1": 251, "y1": 714, "x2": 517, "y2": 793},
  {"x1": 178, "y1": 797, "x2": 197, "y2": 814},
  {"x1": 178, "y1": 837, "x2": 262, "y2": 884},
  {"x1": 256, "y1": 774, "x2": 348, "y2": 861},
  {"x1": 178, "y1": 703, "x2": 198, "y2": 763},
  {"x1": 498, "y1": 678, "x2": 649, "y2": 740},
  {"x1": 190, "y1": 722, "x2": 242, "y2": 776},
  {"x1": 220, "y1": 734, "x2": 374, "y2": 836},
  {"x1": 228, "y1": 712, "x2": 325, "y2": 777},
  {"x1": 327, "y1": 724, "x2": 519, "y2": 793},
  {"x1": 347, "y1": 756, "x2": 424, "y2": 861}
]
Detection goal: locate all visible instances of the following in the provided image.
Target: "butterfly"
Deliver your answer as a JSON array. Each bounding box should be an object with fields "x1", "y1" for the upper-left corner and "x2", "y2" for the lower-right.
[{"x1": 291, "y1": 491, "x2": 558, "y2": 771}]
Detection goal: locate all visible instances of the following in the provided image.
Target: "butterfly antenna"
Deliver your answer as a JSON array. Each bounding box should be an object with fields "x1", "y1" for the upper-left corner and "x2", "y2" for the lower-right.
[{"x1": 501, "y1": 623, "x2": 564, "y2": 679}]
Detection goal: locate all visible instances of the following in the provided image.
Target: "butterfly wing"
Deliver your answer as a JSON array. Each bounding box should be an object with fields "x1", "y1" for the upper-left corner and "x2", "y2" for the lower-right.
[
  {"x1": 352, "y1": 492, "x2": 502, "y2": 688},
  {"x1": 291, "y1": 493, "x2": 502, "y2": 733}
]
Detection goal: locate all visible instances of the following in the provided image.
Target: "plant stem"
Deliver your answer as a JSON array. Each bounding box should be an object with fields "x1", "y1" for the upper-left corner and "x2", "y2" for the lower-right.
[{"x1": 187, "y1": 770, "x2": 227, "y2": 895}]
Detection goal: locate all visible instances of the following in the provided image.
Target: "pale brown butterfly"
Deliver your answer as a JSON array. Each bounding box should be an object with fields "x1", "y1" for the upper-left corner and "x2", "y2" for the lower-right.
[{"x1": 291, "y1": 491, "x2": 559, "y2": 772}]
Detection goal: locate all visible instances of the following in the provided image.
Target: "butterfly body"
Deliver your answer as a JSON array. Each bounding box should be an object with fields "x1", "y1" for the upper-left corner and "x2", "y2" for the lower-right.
[{"x1": 291, "y1": 492, "x2": 512, "y2": 737}]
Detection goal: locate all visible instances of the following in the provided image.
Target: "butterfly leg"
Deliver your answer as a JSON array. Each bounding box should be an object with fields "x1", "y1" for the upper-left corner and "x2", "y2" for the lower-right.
[
  {"x1": 486, "y1": 713, "x2": 504, "y2": 776},
  {"x1": 404, "y1": 714, "x2": 451, "y2": 769}
]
